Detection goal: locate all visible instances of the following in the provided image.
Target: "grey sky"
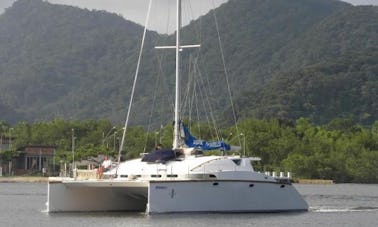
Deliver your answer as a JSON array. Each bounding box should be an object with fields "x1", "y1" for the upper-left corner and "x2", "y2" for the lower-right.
[
  {"x1": 46, "y1": 0, "x2": 228, "y2": 33},
  {"x1": 344, "y1": 0, "x2": 378, "y2": 4},
  {"x1": 1, "y1": 0, "x2": 378, "y2": 33}
]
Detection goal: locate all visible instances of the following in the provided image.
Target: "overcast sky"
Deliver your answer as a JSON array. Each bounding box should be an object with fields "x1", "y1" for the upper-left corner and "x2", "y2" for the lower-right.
[
  {"x1": 47, "y1": 0, "x2": 230, "y2": 33},
  {"x1": 1, "y1": 0, "x2": 377, "y2": 33}
]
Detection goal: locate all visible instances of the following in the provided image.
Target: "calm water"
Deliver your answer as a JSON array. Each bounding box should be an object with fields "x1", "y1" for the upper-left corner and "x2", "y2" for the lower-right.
[{"x1": 0, "y1": 183, "x2": 377, "y2": 227}]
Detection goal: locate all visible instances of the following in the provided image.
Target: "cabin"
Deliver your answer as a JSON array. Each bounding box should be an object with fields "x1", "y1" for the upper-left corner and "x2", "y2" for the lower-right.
[{"x1": 13, "y1": 145, "x2": 56, "y2": 175}]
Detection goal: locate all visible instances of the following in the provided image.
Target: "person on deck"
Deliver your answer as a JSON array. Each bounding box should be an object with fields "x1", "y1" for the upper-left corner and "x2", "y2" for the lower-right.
[
  {"x1": 97, "y1": 156, "x2": 112, "y2": 179},
  {"x1": 101, "y1": 156, "x2": 112, "y2": 171},
  {"x1": 155, "y1": 144, "x2": 162, "y2": 150}
]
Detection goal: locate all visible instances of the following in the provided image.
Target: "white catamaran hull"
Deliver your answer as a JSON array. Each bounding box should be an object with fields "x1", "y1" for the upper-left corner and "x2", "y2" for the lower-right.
[
  {"x1": 47, "y1": 179, "x2": 148, "y2": 212},
  {"x1": 148, "y1": 181, "x2": 307, "y2": 213},
  {"x1": 47, "y1": 179, "x2": 307, "y2": 213}
]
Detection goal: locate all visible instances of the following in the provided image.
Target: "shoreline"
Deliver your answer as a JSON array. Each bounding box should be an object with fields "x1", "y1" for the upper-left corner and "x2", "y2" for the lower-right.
[
  {"x1": 0, "y1": 176, "x2": 48, "y2": 183},
  {"x1": 297, "y1": 179, "x2": 334, "y2": 184},
  {"x1": 0, "y1": 176, "x2": 373, "y2": 184}
]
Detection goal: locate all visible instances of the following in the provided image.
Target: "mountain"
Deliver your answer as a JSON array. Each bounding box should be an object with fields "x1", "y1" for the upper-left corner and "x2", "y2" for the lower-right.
[
  {"x1": 0, "y1": 0, "x2": 159, "y2": 124},
  {"x1": 182, "y1": 0, "x2": 350, "y2": 86},
  {"x1": 234, "y1": 5, "x2": 378, "y2": 124},
  {"x1": 0, "y1": 0, "x2": 377, "y2": 125}
]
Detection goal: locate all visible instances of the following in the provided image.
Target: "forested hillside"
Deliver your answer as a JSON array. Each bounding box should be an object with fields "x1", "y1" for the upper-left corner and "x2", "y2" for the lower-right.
[
  {"x1": 0, "y1": 0, "x2": 160, "y2": 123},
  {"x1": 235, "y1": 6, "x2": 378, "y2": 124},
  {"x1": 0, "y1": 0, "x2": 377, "y2": 126},
  {"x1": 236, "y1": 49, "x2": 378, "y2": 124}
]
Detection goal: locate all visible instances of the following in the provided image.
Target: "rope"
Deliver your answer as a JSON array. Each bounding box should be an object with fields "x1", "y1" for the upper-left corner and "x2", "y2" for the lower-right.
[
  {"x1": 197, "y1": 61, "x2": 220, "y2": 140},
  {"x1": 211, "y1": 0, "x2": 242, "y2": 147},
  {"x1": 118, "y1": 0, "x2": 153, "y2": 163}
]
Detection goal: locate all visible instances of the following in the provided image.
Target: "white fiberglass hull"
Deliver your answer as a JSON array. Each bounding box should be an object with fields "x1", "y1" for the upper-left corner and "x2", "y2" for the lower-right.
[
  {"x1": 47, "y1": 178, "x2": 148, "y2": 212},
  {"x1": 47, "y1": 178, "x2": 308, "y2": 213},
  {"x1": 148, "y1": 180, "x2": 308, "y2": 213}
]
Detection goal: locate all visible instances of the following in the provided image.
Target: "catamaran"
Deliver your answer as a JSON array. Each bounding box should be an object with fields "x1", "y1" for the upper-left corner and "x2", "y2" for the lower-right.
[{"x1": 47, "y1": 0, "x2": 308, "y2": 213}]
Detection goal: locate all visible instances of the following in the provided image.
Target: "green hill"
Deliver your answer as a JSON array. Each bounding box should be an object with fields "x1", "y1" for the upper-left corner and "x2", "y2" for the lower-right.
[
  {"x1": 0, "y1": 0, "x2": 377, "y2": 126},
  {"x1": 0, "y1": 0, "x2": 159, "y2": 123},
  {"x1": 182, "y1": 0, "x2": 350, "y2": 87},
  {"x1": 235, "y1": 6, "x2": 378, "y2": 124}
]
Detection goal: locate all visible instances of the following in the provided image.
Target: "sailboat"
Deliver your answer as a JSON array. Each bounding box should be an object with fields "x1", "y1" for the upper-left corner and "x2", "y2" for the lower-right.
[{"x1": 47, "y1": 0, "x2": 308, "y2": 213}]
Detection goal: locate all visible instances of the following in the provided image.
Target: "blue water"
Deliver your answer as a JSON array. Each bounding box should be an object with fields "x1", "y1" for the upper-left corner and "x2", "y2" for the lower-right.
[{"x1": 0, "y1": 183, "x2": 377, "y2": 227}]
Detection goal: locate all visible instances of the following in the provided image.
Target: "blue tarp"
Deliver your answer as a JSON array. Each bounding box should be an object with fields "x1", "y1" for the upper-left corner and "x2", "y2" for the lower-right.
[{"x1": 182, "y1": 124, "x2": 230, "y2": 151}]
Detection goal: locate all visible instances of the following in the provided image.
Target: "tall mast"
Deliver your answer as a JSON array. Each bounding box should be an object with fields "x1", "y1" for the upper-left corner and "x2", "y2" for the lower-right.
[
  {"x1": 155, "y1": 0, "x2": 199, "y2": 149},
  {"x1": 173, "y1": 0, "x2": 182, "y2": 149}
]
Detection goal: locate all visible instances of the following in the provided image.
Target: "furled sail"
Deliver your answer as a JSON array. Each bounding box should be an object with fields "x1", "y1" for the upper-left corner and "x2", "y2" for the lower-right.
[{"x1": 181, "y1": 123, "x2": 230, "y2": 151}]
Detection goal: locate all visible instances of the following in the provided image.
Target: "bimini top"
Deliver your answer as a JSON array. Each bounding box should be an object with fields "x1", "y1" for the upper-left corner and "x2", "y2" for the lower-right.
[{"x1": 141, "y1": 149, "x2": 176, "y2": 163}]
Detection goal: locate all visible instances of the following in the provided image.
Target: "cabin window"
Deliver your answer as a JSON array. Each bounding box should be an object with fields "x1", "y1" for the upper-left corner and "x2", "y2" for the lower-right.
[
  {"x1": 151, "y1": 174, "x2": 162, "y2": 178},
  {"x1": 167, "y1": 174, "x2": 178, "y2": 178},
  {"x1": 120, "y1": 175, "x2": 128, "y2": 178},
  {"x1": 231, "y1": 159, "x2": 242, "y2": 165},
  {"x1": 209, "y1": 174, "x2": 216, "y2": 178}
]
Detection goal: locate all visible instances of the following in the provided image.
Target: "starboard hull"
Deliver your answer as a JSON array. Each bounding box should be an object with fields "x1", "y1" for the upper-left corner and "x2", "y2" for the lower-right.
[
  {"x1": 147, "y1": 180, "x2": 308, "y2": 213},
  {"x1": 47, "y1": 178, "x2": 308, "y2": 213}
]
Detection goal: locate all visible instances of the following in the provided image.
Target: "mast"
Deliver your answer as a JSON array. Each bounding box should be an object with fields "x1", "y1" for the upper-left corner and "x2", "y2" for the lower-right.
[
  {"x1": 173, "y1": 0, "x2": 182, "y2": 149},
  {"x1": 155, "y1": 0, "x2": 199, "y2": 149}
]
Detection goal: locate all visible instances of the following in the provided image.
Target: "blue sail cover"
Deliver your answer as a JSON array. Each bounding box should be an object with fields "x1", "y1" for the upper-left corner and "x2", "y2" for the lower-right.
[{"x1": 182, "y1": 125, "x2": 231, "y2": 151}]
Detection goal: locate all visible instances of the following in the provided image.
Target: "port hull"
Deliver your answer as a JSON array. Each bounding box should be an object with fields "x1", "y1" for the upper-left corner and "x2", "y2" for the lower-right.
[{"x1": 47, "y1": 179, "x2": 148, "y2": 212}]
